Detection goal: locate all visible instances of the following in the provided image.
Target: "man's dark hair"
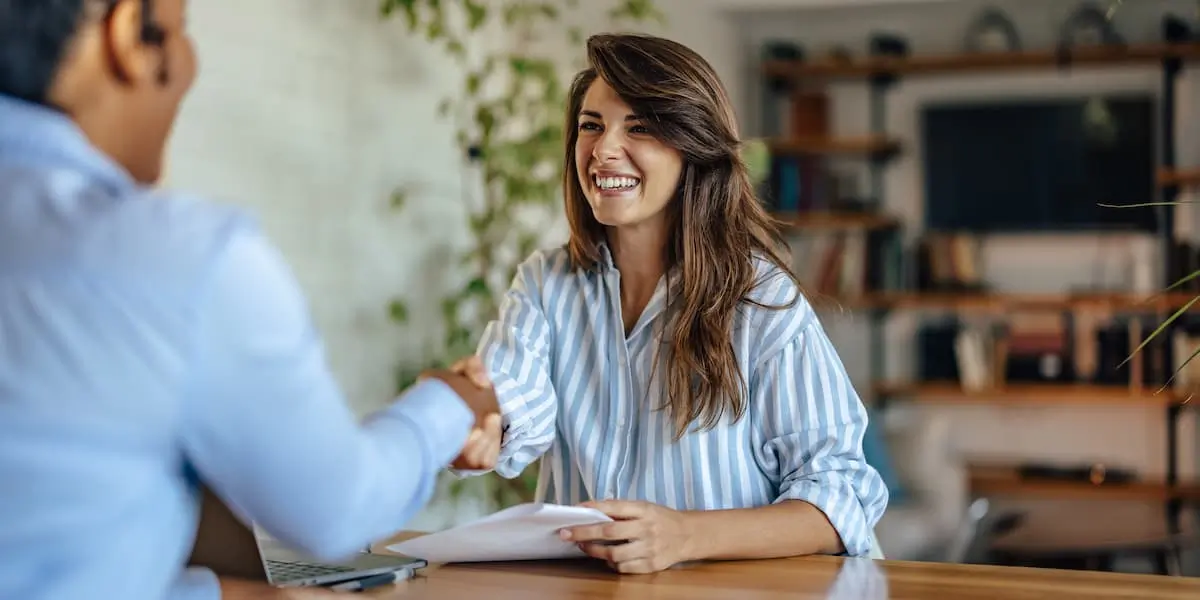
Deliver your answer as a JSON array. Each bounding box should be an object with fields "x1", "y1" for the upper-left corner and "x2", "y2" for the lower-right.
[{"x1": 0, "y1": 0, "x2": 163, "y2": 105}]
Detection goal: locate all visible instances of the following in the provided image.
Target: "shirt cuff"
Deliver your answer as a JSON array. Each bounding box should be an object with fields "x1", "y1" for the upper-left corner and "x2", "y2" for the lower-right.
[
  {"x1": 447, "y1": 468, "x2": 490, "y2": 478},
  {"x1": 381, "y1": 378, "x2": 475, "y2": 468},
  {"x1": 776, "y1": 478, "x2": 875, "y2": 557},
  {"x1": 168, "y1": 567, "x2": 220, "y2": 600}
]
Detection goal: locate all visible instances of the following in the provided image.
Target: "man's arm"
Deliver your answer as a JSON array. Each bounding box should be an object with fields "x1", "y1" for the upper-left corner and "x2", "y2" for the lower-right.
[
  {"x1": 179, "y1": 228, "x2": 475, "y2": 562},
  {"x1": 169, "y1": 567, "x2": 348, "y2": 600}
]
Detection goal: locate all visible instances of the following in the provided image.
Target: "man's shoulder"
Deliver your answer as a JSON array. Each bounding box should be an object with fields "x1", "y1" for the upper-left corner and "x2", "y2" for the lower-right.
[
  {"x1": 120, "y1": 187, "x2": 254, "y2": 238},
  {"x1": 84, "y1": 187, "x2": 257, "y2": 275},
  {"x1": 0, "y1": 165, "x2": 257, "y2": 275}
]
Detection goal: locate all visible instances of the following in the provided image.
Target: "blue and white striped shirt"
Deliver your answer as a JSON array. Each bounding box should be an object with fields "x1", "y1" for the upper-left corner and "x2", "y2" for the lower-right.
[{"x1": 476, "y1": 243, "x2": 888, "y2": 557}]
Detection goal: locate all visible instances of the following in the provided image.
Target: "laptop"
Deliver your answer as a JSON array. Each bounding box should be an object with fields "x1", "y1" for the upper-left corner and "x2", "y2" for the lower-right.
[{"x1": 187, "y1": 485, "x2": 427, "y2": 588}]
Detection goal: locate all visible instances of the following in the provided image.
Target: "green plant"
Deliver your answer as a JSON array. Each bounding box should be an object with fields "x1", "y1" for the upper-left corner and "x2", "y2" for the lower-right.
[
  {"x1": 379, "y1": 0, "x2": 664, "y2": 510},
  {"x1": 1101, "y1": 199, "x2": 1199, "y2": 396}
]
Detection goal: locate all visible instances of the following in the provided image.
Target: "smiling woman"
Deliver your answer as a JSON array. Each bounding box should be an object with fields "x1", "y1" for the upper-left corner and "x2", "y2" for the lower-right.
[
  {"x1": 452, "y1": 32, "x2": 889, "y2": 574},
  {"x1": 573, "y1": 80, "x2": 683, "y2": 232}
]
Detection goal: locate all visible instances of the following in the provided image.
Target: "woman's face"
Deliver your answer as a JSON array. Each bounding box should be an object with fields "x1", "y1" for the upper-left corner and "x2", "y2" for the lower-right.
[{"x1": 574, "y1": 78, "x2": 683, "y2": 231}]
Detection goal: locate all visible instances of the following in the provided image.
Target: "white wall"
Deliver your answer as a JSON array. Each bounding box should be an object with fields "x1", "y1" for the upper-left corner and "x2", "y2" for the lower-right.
[
  {"x1": 732, "y1": 0, "x2": 1200, "y2": 477},
  {"x1": 168, "y1": 0, "x2": 486, "y2": 415}
]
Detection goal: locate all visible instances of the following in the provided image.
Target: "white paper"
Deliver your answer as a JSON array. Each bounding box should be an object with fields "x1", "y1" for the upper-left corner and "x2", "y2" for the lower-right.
[{"x1": 386, "y1": 502, "x2": 612, "y2": 563}]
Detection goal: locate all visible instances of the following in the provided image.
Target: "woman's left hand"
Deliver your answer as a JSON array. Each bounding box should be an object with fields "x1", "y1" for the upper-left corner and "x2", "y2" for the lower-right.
[{"x1": 559, "y1": 500, "x2": 695, "y2": 574}]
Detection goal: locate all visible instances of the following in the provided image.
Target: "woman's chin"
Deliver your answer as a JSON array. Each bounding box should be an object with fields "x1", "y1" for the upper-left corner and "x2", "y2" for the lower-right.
[{"x1": 588, "y1": 195, "x2": 637, "y2": 226}]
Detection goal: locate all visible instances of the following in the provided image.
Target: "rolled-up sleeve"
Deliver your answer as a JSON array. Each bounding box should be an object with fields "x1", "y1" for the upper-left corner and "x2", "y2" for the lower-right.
[
  {"x1": 752, "y1": 320, "x2": 888, "y2": 557},
  {"x1": 473, "y1": 254, "x2": 559, "y2": 479}
]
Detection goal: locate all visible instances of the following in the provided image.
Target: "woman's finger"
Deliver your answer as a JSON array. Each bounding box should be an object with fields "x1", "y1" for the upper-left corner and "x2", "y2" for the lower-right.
[
  {"x1": 579, "y1": 539, "x2": 648, "y2": 564},
  {"x1": 560, "y1": 518, "x2": 642, "y2": 543}
]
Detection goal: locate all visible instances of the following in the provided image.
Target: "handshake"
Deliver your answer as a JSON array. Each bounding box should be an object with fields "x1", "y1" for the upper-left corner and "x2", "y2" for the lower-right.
[{"x1": 422, "y1": 356, "x2": 501, "y2": 471}]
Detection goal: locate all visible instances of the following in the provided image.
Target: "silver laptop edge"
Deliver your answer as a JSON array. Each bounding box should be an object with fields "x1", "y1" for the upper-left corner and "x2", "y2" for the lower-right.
[{"x1": 188, "y1": 485, "x2": 427, "y2": 588}]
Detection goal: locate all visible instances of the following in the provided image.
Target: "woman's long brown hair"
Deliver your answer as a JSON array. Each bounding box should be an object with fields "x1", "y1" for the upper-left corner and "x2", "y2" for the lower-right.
[{"x1": 563, "y1": 33, "x2": 801, "y2": 440}]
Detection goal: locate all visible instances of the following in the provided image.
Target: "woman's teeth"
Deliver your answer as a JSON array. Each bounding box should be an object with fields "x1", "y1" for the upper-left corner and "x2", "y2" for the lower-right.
[{"x1": 595, "y1": 175, "x2": 640, "y2": 190}]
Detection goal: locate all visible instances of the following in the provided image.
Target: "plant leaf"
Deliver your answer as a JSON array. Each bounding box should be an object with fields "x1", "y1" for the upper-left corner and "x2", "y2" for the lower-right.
[
  {"x1": 1134, "y1": 273, "x2": 1200, "y2": 311},
  {"x1": 1098, "y1": 201, "x2": 1200, "y2": 208},
  {"x1": 1119, "y1": 295, "x2": 1200, "y2": 368},
  {"x1": 390, "y1": 189, "x2": 408, "y2": 209},
  {"x1": 388, "y1": 299, "x2": 409, "y2": 323},
  {"x1": 441, "y1": 298, "x2": 460, "y2": 323},
  {"x1": 464, "y1": 0, "x2": 488, "y2": 30},
  {"x1": 1160, "y1": 272, "x2": 1200, "y2": 295},
  {"x1": 465, "y1": 277, "x2": 490, "y2": 297},
  {"x1": 1156, "y1": 342, "x2": 1200, "y2": 393}
]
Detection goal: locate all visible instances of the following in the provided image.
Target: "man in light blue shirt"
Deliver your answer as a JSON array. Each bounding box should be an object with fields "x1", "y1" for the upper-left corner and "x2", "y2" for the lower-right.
[{"x1": 0, "y1": 1, "x2": 500, "y2": 599}]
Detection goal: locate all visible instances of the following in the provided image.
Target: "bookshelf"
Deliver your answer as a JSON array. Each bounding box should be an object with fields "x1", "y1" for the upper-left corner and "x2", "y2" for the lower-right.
[
  {"x1": 1158, "y1": 167, "x2": 1200, "y2": 189},
  {"x1": 766, "y1": 134, "x2": 901, "y2": 158},
  {"x1": 969, "y1": 463, "x2": 1200, "y2": 502},
  {"x1": 761, "y1": 42, "x2": 1200, "y2": 80},
  {"x1": 813, "y1": 291, "x2": 1200, "y2": 312},
  {"x1": 774, "y1": 210, "x2": 899, "y2": 232},
  {"x1": 759, "y1": 38, "x2": 1200, "y2": 513},
  {"x1": 873, "y1": 382, "x2": 1192, "y2": 406}
]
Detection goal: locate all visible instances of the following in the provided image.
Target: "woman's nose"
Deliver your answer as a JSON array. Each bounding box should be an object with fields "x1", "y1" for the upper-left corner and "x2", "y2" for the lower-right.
[{"x1": 593, "y1": 130, "x2": 624, "y2": 161}]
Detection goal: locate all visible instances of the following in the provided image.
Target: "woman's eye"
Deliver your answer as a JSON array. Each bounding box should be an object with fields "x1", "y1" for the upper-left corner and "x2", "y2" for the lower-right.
[
  {"x1": 578, "y1": 122, "x2": 601, "y2": 131},
  {"x1": 629, "y1": 124, "x2": 649, "y2": 134}
]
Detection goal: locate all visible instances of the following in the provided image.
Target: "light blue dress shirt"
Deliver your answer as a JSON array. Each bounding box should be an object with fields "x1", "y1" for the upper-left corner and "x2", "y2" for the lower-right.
[
  {"x1": 0, "y1": 95, "x2": 474, "y2": 600},
  {"x1": 476, "y1": 245, "x2": 889, "y2": 557}
]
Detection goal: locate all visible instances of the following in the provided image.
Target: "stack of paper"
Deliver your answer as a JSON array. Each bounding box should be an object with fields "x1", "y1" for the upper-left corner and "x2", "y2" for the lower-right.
[{"x1": 387, "y1": 503, "x2": 612, "y2": 563}]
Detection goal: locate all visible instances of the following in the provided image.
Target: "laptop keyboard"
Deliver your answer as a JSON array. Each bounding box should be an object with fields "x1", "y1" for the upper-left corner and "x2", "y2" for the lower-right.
[{"x1": 266, "y1": 559, "x2": 355, "y2": 581}]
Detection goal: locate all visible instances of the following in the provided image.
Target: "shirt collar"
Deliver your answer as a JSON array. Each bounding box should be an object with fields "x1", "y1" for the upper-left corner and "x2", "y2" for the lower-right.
[
  {"x1": 596, "y1": 239, "x2": 617, "y2": 271},
  {"x1": 594, "y1": 237, "x2": 683, "y2": 279},
  {"x1": 0, "y1": 93, "x2": 136, "y2": 193}
]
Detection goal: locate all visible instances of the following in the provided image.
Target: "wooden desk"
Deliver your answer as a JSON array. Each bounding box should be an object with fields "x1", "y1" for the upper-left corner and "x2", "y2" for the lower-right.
[{"x1": 347, "y1": 533, "x2": 1200, "y2": 599}]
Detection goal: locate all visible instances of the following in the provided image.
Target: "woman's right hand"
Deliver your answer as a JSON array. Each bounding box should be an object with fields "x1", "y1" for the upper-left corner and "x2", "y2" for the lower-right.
[{"x1": 447, "y1": 355, "x2": 501, "y2": 470}]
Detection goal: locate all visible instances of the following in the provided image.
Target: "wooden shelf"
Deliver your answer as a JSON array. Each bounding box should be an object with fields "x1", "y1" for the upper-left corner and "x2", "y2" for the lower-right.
[
  {"x1": 969, "y1": 464, "x2": 1200, "y2": 502},
  {"x1": 874, "y1": 381, "x2": 1191, "y2": 406},
  {"x1": 763, "y1": 42, "x2": 1200, "y2": 81},
  {"x1": 989, "y1": 499, "x2": 1200, "y2": 556},
  {"x1": 1158, "y1": 167, "x2": 1200, "y2": 188},
  {"x1": 772, "y1": 211, "x2": 899, "y2": 232},
  {"x1": 836, "y1": 291, "x2": 1200, "y2": 312},
  {"x1": 766, "y1": 135, "x2": 899, "y2": 156}
]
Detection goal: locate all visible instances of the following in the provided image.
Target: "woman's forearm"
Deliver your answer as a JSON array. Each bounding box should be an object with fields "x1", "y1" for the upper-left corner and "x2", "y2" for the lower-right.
[{"x1": 681, "y1": 500, "x2": 845, "y2": 562}]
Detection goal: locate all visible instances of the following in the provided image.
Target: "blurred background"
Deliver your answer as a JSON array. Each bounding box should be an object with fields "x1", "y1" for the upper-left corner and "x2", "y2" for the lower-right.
[{"x1": 163, "y1": 0, "x2": 1200, "y2": 579}]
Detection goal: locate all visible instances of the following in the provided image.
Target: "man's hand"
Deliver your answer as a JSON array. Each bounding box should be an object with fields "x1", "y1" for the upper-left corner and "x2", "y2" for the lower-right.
[
  {"x1": 449, "y1": 355, "x2": 490, "y2": 389},
  {"x1": 422, "y1": 359, "x2": 501, "y2": 470},
  {"x1": 420, "y1": 367, "x2": 498, "y2": 425},
  {"x1": 445, "y1": 355, "x2": 500, "y2": 469}
]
